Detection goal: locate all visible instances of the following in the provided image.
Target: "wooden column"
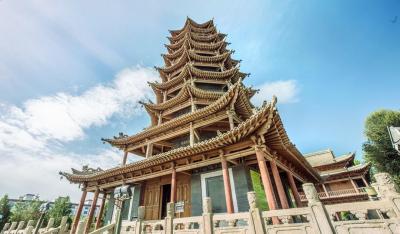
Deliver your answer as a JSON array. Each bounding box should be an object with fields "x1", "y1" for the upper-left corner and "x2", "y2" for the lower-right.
[
  {"x1": 163, "y1": 91, "x2": 167, "y2": 102},
  {"x1": 71, "y1": 189, "x2": 87, "y2": 234},
  {"x1": 270, "y1": 160, "x2": 290, "y2": 209},
  {"x1": 362, "y1": 176, "x2": 369, "y2": 187},
  {"x1": 189, "y1": 123, "x2": 194, "y2": 147},
  {"x1": 227, "y1": 110, "x2": 234, "y2": 130},
  {"x1": 287, "y1": 171, "x2": 302, "y2": 207},
  {"x1": 255, "y1": 146, "x2": 277, "y2": 210},
  {"x1": 220, "y1": 152, "x2": 234, "y2": 213},
  {"x1": 146, "y1": 142, "x2": 153, "y2": 158},
  {"x1": 350, "y1": 178, "x2": 360, "y2": 193},
  {"x1": 158, "y1": 112, "x2": 162, "y2": 125},
  {"x1": 322, "y1": 184, "x2": 330, "y2": 197},
  {"x1": 170, "y1": 163, "x2": 177, "y2": 203},
  {"x1": 121, "y1": 151, "x2": 128, "y2": 166},
  {"x1": 84, "y1": 189, "x2": 99, "y2": 234},
  {"x1": 95, "y1": 193, "x2": 106, "y2": 229}
]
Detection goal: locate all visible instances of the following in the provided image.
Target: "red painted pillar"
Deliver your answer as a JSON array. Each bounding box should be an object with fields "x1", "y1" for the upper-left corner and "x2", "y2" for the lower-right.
[
  {"x1": 221, "y1": 155, "x2": 234, "y2": 213},
  {"x1": 270, "y1": 160, "x2": 290, "y2": 209},
  {"x1": 287, "y1": 171, "x2": 303, "y2": 207},
  {"x1": 255, "y1": 146, "x2": 279, "y2": 224},
  {"x1": 170, "y1": 163, "x2": 177, "y2": 203},
  {"x1": 95, "y1": 193, "x2": 106, "y2": 229},
  {"x1": 255, "y1": 147, "x2": 278, "y2": 209},
  {"x1": 84, "y1": 189, "x2": 99, "y2": 234},
  {"x1": 71, "y1": 189, "x2": 87, "y2": 234}
]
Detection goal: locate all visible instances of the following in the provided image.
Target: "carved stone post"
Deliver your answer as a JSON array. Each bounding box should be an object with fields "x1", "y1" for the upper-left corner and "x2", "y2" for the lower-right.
[
  {"x1": 247, "y1": 192, "x2": 264, "y2": 234},
  {"x1": 374, "y1": 172, "x2": 400, "y2": 216},
  {"x1": 303, "y1": 183, "x2": 333, "y2": 234},
  {"x1": 134, "y1": 206, "x2": 145, "y2": 234},
  {"x1": 76, "y1": 220, "x2": 86, "y2": 234},
  {"x1": 1, "y1": 223, "x2": 10, "y2": 233},
  {"x1": 15, "y1": 221, "x2": 25, "y2": 234},
  {"x1": 202, "y1": 197, "x2": 214, "y2": 234},
  {"x1": 165, "y1": 203, "x2": 174, "y2": 234}
]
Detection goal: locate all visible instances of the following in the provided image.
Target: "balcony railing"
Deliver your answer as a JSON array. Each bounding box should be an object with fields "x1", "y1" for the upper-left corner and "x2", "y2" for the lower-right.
[{"x1": 299, "y1": 187, "x2": 367, "y2": 201}]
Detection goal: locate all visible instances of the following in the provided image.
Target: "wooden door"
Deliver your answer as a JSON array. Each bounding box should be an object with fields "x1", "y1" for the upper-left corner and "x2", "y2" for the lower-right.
[
  {"x1": 143, "y1": 181, "x2": 161, "y2": 220},
  {"x1": 176, "y1": 174, "x2": 191, "y2": 217}
]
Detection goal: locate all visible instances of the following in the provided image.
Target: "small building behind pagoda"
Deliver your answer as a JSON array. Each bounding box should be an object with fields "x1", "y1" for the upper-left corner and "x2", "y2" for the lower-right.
[{"x1": 60, "y1": 18, "x2": 372, "y2": 232}]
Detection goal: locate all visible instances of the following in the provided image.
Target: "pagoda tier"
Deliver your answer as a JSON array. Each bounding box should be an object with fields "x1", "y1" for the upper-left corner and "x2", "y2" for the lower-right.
[
  {"x1": 111, "y1": 18, "x2": 254, "y2": 156},
  {"x1": 63, "y1": 98, "x2": 320, "y2": 186},
  {"x1": 104, "y1": 82, "x2": 255, "y2": 156}
]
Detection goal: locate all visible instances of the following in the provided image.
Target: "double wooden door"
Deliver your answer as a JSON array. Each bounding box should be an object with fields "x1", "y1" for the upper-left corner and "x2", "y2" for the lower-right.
[{"x1": 143, "y1": 174, "x2": 191, "y2": 220}]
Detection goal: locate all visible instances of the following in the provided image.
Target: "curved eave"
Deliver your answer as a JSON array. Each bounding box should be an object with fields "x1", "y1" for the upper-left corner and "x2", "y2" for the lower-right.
[
  {"x1": 314, "y1": 152, "x2": 356, "y2": 170},
  {"x1": 61, "y1": 98, "x2": 276, "y2": 183},
  {"x1": 321, "y1": 163, "x2": 371, "y2": 181},
  {"x1": 103, "y1": 82, "x2": 242, "y2": 146},
  {"x1": 189, "y1": 65, "x2": 238, "y2": 79},
  {"x1": 265, "y1": 112, "x2": 321, "y2": 182}
]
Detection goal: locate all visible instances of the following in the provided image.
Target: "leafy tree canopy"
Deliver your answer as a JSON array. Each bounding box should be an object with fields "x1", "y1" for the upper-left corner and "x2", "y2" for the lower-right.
[
  {"x1": 10, "y1": 199, "x2": 41, "y2": 223},
  {"x1": 46, "y1": 197, "x2": 72, "y2": 226},
  {"x1": 363, "y1": 109, "x2": 400, "y2": 184},
  {"x1": 0, "y1": 195, "x2": 11, "y2": 230}
]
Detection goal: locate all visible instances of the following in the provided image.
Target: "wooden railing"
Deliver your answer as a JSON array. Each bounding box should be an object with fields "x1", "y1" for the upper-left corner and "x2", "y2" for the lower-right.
[{"x1": 299, "y1": 187, "x2": 368, "y2": 201}]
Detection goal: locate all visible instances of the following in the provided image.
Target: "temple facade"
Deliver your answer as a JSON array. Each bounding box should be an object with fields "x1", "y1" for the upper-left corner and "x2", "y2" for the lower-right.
[{"x1": 60, "y1": 18, "x2": 371, "y2": 233}]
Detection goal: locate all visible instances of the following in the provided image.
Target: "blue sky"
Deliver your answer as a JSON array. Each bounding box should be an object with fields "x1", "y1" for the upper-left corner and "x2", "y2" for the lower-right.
[{"x1": 0, "y1": 1, "x2": 399, "y2": 201}]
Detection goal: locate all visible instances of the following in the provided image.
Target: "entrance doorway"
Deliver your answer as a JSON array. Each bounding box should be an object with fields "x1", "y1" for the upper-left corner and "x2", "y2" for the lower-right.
[{"x1": 160, "y1": 184, "x2": 171, "y2": 218}]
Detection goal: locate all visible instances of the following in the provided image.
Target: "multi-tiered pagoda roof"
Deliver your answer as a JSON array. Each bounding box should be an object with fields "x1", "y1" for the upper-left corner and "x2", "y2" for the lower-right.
[{"x1": 61, "y1": 17, "x2": 320, "y2": 189}]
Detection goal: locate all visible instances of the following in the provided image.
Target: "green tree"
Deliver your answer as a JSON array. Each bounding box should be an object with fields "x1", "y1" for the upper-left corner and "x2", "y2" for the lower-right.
[
  {"x1": 363, "y1": 109, "x2": 400, "y2": 185},
  {"x1": 10, "y1": 199, "x2": 42, "y2": 223},
  {"x1": 46, "y1": 197, "x2": 72, "y2": 226},
  {"x1": 0, "y1": 195, "x2": 11, "y2": 230}
]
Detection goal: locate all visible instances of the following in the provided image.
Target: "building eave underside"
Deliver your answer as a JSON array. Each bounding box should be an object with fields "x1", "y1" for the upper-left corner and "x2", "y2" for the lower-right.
[
  {"x1": 321, "y1": 163, "x2": 371, "y2": 181},
  {"x1": 61, "y1": 98, "x2": 320, "y2": 185},
  {"x1": 104, "y1": 82, "x2": 252, "y2": 146}
]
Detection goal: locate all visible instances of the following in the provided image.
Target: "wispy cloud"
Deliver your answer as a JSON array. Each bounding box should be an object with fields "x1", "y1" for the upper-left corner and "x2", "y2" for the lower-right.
[
  {"x1": 0, "y1": 67, "x2": 156, "y2": 201},
  {"x1": 253, "y1": 80, "x2": 300, "y2": 105}
]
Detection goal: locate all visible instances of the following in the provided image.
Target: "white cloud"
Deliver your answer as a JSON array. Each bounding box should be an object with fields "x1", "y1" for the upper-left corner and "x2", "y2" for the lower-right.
[
  {"x1": 0, "y1": 66, "x2": 156, "y2": 201},
  {"x1": 253, "y1": 80, "x2": 300, "y2": 105}
]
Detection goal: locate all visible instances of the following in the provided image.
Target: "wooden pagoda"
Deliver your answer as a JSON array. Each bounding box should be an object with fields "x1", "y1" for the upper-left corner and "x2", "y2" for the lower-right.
[{"x1": 60, "y1": 18, "x2": 371, "y2": 233}]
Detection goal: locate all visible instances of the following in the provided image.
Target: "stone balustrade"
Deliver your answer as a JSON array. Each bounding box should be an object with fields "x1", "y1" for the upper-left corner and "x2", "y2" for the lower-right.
[
  {"x1": 4, "y1": 173, "x2": 399, "y2": 234},
  {"x1": 112, "y1": 172, "x2": 400, "y2": 234},
  {"x1": 299, "y1": 187, "x2": 369, "y2": 201},
  {"x1": 1, "y1": 217, "x2": 69, "y2": 234}
]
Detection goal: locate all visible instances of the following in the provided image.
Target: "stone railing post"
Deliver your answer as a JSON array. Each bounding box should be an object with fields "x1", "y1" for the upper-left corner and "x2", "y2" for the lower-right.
[
  {"x1": 6, "y1": 222, "x2": 17, "y2": 234},
  {"x1": 24, "y1": 220, "x2": 35, "y2": 234},
  {"x1": 1, "y1": 223, "x2": 10, "y2": 234},
  {"x1": 164, "y1": 203, "x2": 174, "y2": 234},
  {"x1": 374, "y1": 172, "x2": 400, "y2": 216},
  {"x1": 134, "y1": 206, "x2": 145, "y2": 234},
  {"x1": 302, "y1": 183, "x2": 333, "y2": 234},
  {"x1": 202, "y1": 197, "x2": 213, "y2": 234},
  {"x1": 247, "y1": 191, "x2": 264, "y2": 234},
  {"x1": 16, "y1": 221, "x2": 25, "y2": 233},
  {"x1": 59, "y1": 216, "x2": 69, "y2": 234},
  {"x1": 76, "y1": 220, "x2": 87, "y2": 234}
]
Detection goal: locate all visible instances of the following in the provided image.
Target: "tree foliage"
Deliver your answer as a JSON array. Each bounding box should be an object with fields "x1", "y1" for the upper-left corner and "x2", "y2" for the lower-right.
[
  {"x1": 363, "y1": 109, "x2": 400, "y2": 184},
  {"x1": 10, "y1": 199, "x2": 41, "y2": 223},
  {"x1": 0, "y1": 195, "x2": 11, "y2": 230},
  {"x1": 46, "y1": 197, "x2": 72, "y2": 226}
]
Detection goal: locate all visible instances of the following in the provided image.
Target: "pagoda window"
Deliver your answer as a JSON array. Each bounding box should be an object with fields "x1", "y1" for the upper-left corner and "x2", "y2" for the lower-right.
[
  {"x1": 354, "y1": 178, "x2": 366, "y2": 187},
  {"x1": 172, "y1": 106, "x2": 191, "y2": 118},
  {"x1": 193, "y1": 65, "x2": 220, "y2": 72},
  {"x1": 198, "y1": 130, "x2": 218, "y2": 141},
  {"x1": 170, "y1": 133, "x2": 190, "y2": 148},
  {"x1": 196, "y1": 82, "x2": 225, "y2": 92},
  {"x1": 196, "y1": 52, "x2": 214, "y2": 57}
]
